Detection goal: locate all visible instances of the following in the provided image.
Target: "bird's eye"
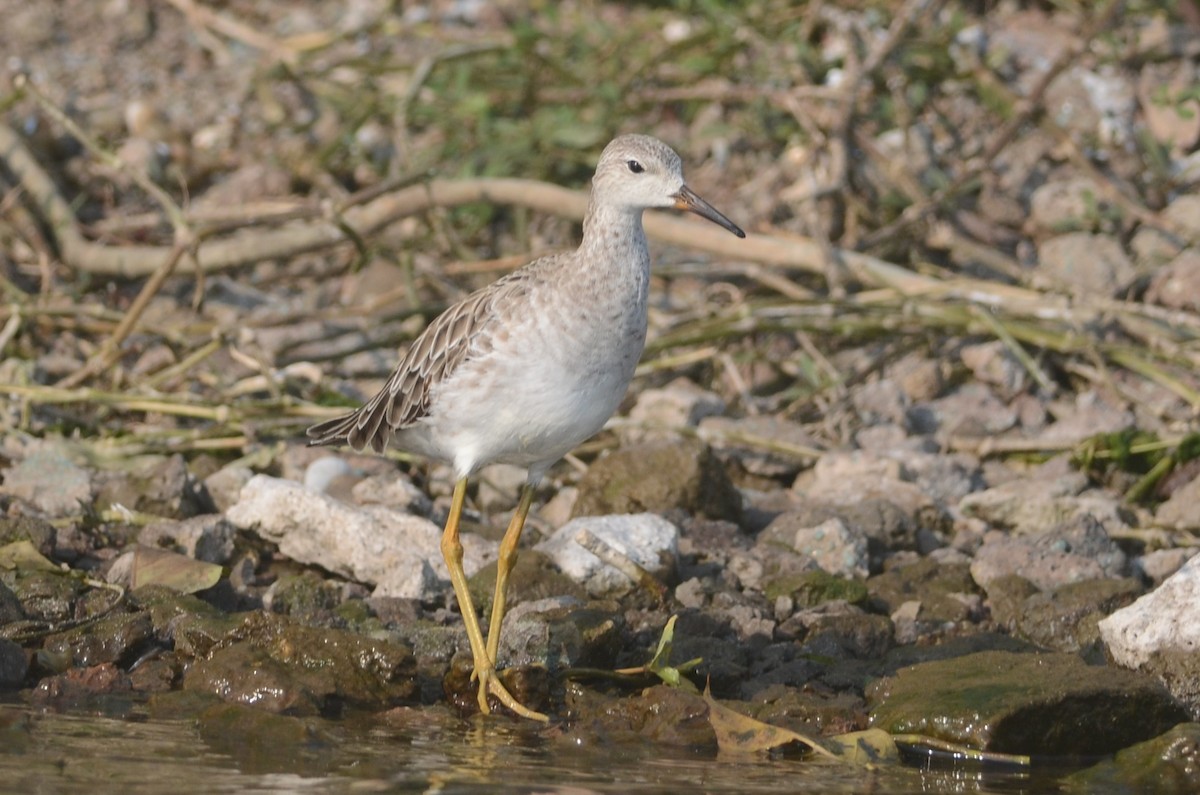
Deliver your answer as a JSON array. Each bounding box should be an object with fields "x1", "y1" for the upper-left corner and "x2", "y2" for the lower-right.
[{"x1": 626, "y1": 160, "x2": 644, "y2": 174}]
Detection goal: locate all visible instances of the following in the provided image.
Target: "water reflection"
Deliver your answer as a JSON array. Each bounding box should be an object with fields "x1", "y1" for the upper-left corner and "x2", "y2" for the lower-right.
[{"x1": 0, "y1": 699, "x2": 1074, "y2": 794}]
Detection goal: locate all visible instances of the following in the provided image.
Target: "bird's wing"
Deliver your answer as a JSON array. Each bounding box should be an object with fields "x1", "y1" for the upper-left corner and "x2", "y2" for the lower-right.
[{"x1": 306, "y1": 266, "x2": 539, "y2": 453}]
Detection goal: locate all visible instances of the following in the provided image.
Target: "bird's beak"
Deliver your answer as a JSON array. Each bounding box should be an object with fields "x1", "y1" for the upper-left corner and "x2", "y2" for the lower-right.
[{"x1": 673, "y1": 185, "x2": 745, "y2": 238}]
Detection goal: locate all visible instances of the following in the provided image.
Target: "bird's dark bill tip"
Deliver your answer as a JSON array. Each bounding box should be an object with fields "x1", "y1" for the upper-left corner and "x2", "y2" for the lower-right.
[{"x1": 674, "y1": 185, "x2": 745, "y2": 238}]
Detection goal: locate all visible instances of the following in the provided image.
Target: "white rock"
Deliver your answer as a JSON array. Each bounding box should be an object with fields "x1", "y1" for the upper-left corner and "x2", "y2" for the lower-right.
[
  {"x1": 226, "y1": 475, "x2": 494, "y2": 599},
  {"x1": 535, "y1": 513, "x2": 678, "y2": 598},
  {"x1": 1099, "y1": 552, "x2": 1200, "y2": 669}
]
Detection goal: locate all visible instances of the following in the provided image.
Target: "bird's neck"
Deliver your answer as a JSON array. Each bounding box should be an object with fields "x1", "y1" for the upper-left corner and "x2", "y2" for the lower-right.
[{"x1": 579, "y1": 200, "x2": 647, "y2": 259}]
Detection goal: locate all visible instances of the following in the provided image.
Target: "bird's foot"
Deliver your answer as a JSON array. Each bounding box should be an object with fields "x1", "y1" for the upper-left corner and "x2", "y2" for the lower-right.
[{"x1": 473, "y1": 663, "x2": 549, "y2": 723}]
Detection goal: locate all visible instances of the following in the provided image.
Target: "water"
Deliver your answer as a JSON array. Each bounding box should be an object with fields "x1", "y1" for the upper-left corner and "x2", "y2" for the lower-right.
[{"x1": 0, "y1": 699, "x2": 1076, "y2": 794}]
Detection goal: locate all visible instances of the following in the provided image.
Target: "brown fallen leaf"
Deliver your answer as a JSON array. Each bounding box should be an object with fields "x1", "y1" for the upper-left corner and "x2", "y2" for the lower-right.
[
  {"x1": 702, "y1": 687, "x2": 838, "y2": 760},
  {"x1": 130, "y1": 546, "x2": 222, "y2": 593},
  {"x1": 0, "y1": 540, "x2": 61, "y2": 572}
]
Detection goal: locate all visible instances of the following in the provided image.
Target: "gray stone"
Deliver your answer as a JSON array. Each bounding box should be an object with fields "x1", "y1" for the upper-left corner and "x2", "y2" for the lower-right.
[
  {"x1": 1, "y1": 445, "x2": 93, "y2": 517},
  {"x1": 1100, "y1": 552, "x2": 1200, "y2": 669},
  {"x1": 226, "y1": 475, "x2": 492, "y2": 600},
  {"x1": 139, "y1": 515, "x2": 236, "y2": 564},
  {"x1": 535, "y1": 513, "x2": 678, "y2": 598},
  {"x1": 1036, "y1": 232, "x2": 1136, "y2": 298}
]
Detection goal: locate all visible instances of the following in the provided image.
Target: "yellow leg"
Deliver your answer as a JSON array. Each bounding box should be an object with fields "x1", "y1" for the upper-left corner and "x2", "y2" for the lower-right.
[
  {"x1": 485, "y1": 483, "x2": 535, "y2": 666},
  {"x1": 441, "y1": 478, "x2": 548, "y2": 722}
]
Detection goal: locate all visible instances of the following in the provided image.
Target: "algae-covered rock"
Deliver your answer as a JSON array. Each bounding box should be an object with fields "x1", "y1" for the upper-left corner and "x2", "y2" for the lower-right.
[
  {"x1": 764, "y1": 569, "x2": 868, "y2": 607},
  {"x1": 571, "y1": 438, "x2": 742, "y2": 522},
  {"x1": 1064, "y1": 723, "x2": 1200, "y2": 794},
  {"x1": 42, "y1": 611, "x2": 154, "y2": 668},
  {"x1": 183, "y1": 612, "x2": 416, "y2": 715},
  {"x1": 867, "y1": 650, "x2": 1189, "y2": 755}
]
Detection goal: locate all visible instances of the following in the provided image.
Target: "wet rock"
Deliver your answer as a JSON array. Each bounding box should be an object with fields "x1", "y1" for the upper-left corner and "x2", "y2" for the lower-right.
[
  {"x1": 31, "y1": 663, "x2": 134, "y2": 709},
  {"x1": 970, "y1": 514, "x2": 1128, "y2": 591},
  {"x1": 196, "y1": 702, "x2": 335, "y2": 777},
  {"x1": 745, "y1": 684, "x2": 867, "y2": 736},
  {"x1": 1036, "y1": 232, "x2": 1137, "y2": 298},
  {"x1": 571, "y1": 438, "x2": 741, "y2": 522},
  {"x1": 0, "y1": 639, "x2": 28, "y2": 686},
  {"x1": 138, "y1": 515, "x2": 236, "y2": 564},
  {"x1": 867, "y1": 650, "x2": 1189, "y2": 755},
  {"x1": 0, "y1": 580, "x2": 23, "y2": 625},
  {"x1": 993, "y1": 577, "x2": 1142, "y2": 654},
  {"x1": 132, "y1": 586, "x2": 242, "y2": 660},
  {"x1": 1100, "y1": 553, "x2": 1200, "y2": 715},
  {"x1": 1, "y1": 570, "x2": 86, "y2": 623},
  {"x1": 562, "y1": 684, "x2": 717, "y2": 750},
  {"x1": 759, "y1": 515, "x2": 868, "y2": 579},
  {"x1": 0, "y1": 446, "x2": 93, "y2": 517},
  {"x1": 622, "y1": 378, "x2": 725, "y2": 444},
  {"x1": 1064, "y1": 722, "x2": 1200, "y2": 794},
  {"x1": 262, "y1": 571, "x2": 343, "y2": 622},
  {"x1": 95, "y1": 454, "x2": 215, "y2": 519},
  {"x1": 42, "y1": 611, "x2": 154, "y2": 668},
  {"x1": 0, "y1": 516, "x2": 56, "y2": 557},
  {"x1": 227, "y1": 474, "x2": 491, "y2": 599},
  {"x1": 698, "y1": 415, "x2": 820, "y2": 479},
  {"x1": 184, "y1": 612, "x2": 416, "y2": 715},
  {"x1": 536, "y1": 513, "x2": 678, "y2": 598},
  {"x1": 867, "y1": 559, "x2": 981, "y2": 632}
]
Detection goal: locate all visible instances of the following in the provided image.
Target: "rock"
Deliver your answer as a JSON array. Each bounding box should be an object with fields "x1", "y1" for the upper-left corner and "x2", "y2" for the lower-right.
[
  {"x1": 1, "y1": 570, "x2": 86, "y2": 623},
  {"x1": 1138, "y1": 61, "x2": 1200, "y2": 151},
  {"x1": 1036, "y1": 232, "x2": 1136, "y2": 298},
  {"x1": 467, "y1": 549, "x2": 586, "y2": 617},
  {"x1": 475, "y1": 463, "x2": 529, "y2": 513},
  {"x1": 1046, "y1": 65, "x2": 1136, "y2": 145},
  {"x1": 0, "y1": 639, "x2": 27, "y2": 686},
  {"x1": 42, "y1": 612, "x2": 154, "y2": 668},
  {"x1": 1063, "y1": 722, "x2": 1200, "y2": 794},
  {"x1": 1099, "y1": 553, "x2": 1200, "y2": 715},
  {"x1": 908, "y1": 383, "x2": 1018, "y2": 437},
  {"x1": 262, "y1": 572, "x2": 343, "y2": 622},
  {"x1": 851, "y1": 379, "x2": 909, "y2": 425},
  {"x1": 535, "y1": 513, "x2": 678, "y2": 598},
  {"x1": 781, "y1": 603, "x2": 895, "y2": 661},
  {"x1": 1040, "y1": 390, "x2": 1135, "y2": 445},
  {"x1": 493, "y1": 597, "x2": 623, "y2": 671},
  {"x1": 1136, "y1": 548, "x2": 1199, "y2": 584},
  {"x1": 202, "y1": 464, "x2": 254, "y2": 514},
  {"x1": 623, "y1": 379, "x2": 725, "y2": 444},
  {"x1": 1146, "y1": 250, "x2": 1200, "y2": 312},
  {"x1": 992, "y1": 577, "x2": 1142, "y2": 654},
  {"x1": 867, "y1": 559, "x2": 981, "y2": 628},
  {"x1": 571, "y1": 438, "x2": 741, "y2": 522},
  {"x1": 0, "y1": 516, "x2": 56, "y2": 557},
  {"x1": 959, "y1": 461, "x2": 1132, "y2": 538},
  {"x1": 970, "y1": 514, "x2": 1127, "y2": 591},
  {"x1": 561, "y1": 685, "x2": 717, "y2": 750},
  {"x1": 0, "y1": 445, "x2": 93, "y2": 517},
  {"x1": 183, "y1": 612, "x2": 416, "y2": 715},
  {"x1": 95, "y1": 454, "x2": 215, "y2": 519},
  {"x1": 0, "y1": 580, "x2": 23, "y2": 625},
  {"x1": 868, "y1": 650, "x2": 1188, "y2": 755},
  {"x1": 698, "y1": 415, "x2": 821, "y2": 479},
  {"x1": 226, "y1": 475, "x2": 492, "y2": 599},
  {"x1": 138, "y1": 515, "x2": 236, "y2": 564},
  {"x1": 960, "y1": 341, "x2": 1027, "y2": 396},
  {"x1": 763, "y1": 570, "x2": 868, "y2": 608},
  {"x1": 302, "y1": 456, "x2": 354, "y2": 494},
  {"x1": 350, "y1": 470, "x2": 431, "y2": 515},
  {"x1": 761, "y1": 516, "x2": 869, "y2": 580},
  {"x1": 1028, "y1": 177, "x2": 1111, "y2": 233}
]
